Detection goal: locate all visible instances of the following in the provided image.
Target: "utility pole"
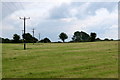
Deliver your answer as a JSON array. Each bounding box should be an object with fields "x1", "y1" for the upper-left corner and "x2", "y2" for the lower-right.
[
  {"x1": 21, "y1": 30, "x2": 24, "y2": 43},
  {"x1": 22, "y1": 30, "x2": 24, "y2": 35},
  {"x1": 20, "y1": 17, "x2": 30, "y2": 50},
  {"x1": 38, "y1": 33, "x2": 40, "y2": 41},
  {"x1": 32, "y1": 28, "x2": 35, "y2": 45}
]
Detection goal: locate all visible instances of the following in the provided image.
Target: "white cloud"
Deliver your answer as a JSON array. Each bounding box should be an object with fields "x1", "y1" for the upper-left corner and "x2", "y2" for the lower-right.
[
  {"x1": 60, "y1": 17, "x2": 77, "y2": 22},
  {"x1": 65, "y1": 7, "x2": 118, "y2": 40}
]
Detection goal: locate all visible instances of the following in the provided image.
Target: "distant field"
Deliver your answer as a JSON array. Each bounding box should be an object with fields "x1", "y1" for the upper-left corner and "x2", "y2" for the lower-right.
[{"x1": 2, "y1": 41, "x2": 118, "y2": 78}]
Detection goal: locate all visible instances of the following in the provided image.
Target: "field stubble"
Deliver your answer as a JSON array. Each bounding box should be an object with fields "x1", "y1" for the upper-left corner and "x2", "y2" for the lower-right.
[{"x1": 2, "y1": 41, "x2": 118, "y2": 78}]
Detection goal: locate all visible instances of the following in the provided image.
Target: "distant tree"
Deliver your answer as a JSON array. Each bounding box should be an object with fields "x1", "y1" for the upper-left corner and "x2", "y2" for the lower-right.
[
  {"x1": 110, "y1": 39, "x2": 114, "y2": 41},
  {"x1": 72, "y1": 31, "x2": 81, "y2": 42},
  {"x1": 72, "y1": 31, "x2": 90, "y2": 42},
  {"x1": 5, "y1": 38, "x2": 11, "y2": 43},
  {"x1": 104, "y1": 38, "x2": 109, "y2": 41},
  {"x1": 32, "y1": 37, "x2": 38, "y2": 43},
  {"x1": 59, "y1": 32, "x2": 68, "y2": 42},
  {"x1": 13, "y1": 34, "x2": 20, "y2": 43},
  {"x1": 0, "y1": 37, "x2": 2, "y2": 43},
  {"x1": 22, "y1": 33, "x2": 32, "y2": 43},
  {"x1": 90, "y1": 32, "x2": 97, "y2": 42},
  {"x1": 44, "y1": 38, "x2": 51, "y2": 43},
  {"x1": 96, "y1": 38, "x2": 101, "y2": 41},
  {"x1": 40, "y1": 38, "x2": 51, "y2": 43},
  {"x1": 1, "y1": 38, "x2": 12, "y2": 43},
  {"x1": 22, "y1": 33, "x2": 38, "y2": 43}
]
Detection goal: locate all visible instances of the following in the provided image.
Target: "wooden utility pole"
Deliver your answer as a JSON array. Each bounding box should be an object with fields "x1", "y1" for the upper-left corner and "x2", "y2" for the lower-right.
[
  {"x1": 39, "y1": 33, "x2": 40, "y2": 41},
  {"x1": 21, "y1": 30, "x2": 24, "y2": 43},
  {"x1": 20, "y1": 17, "x2": 30, "y2": 50},
  {"x1": 22, "y1": 30, "x2": 24, "y2": 35},
  {"x1": 32, "y1": 28, "x2": 35, "y2": 45}
]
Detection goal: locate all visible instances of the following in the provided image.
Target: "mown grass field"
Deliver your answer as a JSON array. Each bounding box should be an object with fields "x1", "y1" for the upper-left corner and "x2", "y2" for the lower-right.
[{"x1": 2, "y1": 41, "x2": 118, "y2": 78}]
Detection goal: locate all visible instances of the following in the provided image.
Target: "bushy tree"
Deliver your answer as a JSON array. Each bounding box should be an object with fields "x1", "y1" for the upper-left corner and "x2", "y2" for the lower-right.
[
  {"x1": 40, "y1": 38, "x2": 51, "y2": 43},
  {"x1": 0, "y1": 37, "x2": 2, "y2": 43},
  {"x1": 59, "y1": 32, "x2": 68, "y2": 42},
  {"x1": 1, "y1": 38, "x2": 11, "y2": 43},
  {"x1": 72, "y1": 31, "x2": 90, "y2": 42},
  {"x1": 104, "y1": 38, "x2": 109, "y2": 41},
  {"x1": 96, "y1": 38, "x2": 101, "y2": 41},
  {"x1": 90, "y1": 33, "x2": 97, "y2": 42},
  {"x1": 13, "y1": 34, "x2": 20, "y2": 43},
  {"x1": 22, "y1": 33, "x2": 38, "y2": 43}
]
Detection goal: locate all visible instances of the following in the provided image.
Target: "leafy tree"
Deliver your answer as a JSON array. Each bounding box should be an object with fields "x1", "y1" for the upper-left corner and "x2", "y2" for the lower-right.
[
  {"x1": 13, "y1": 34, "x2": 20, "y2": 43},
  {"x1": 40, "y1": 38, "x2": 51, "y2": 43},
  {"x1": 90, "y1": 33, "x2": 97, "y2": 42},
  {"x1": 96, "y1": 38, "x2": 101, "y2": 41},
  {"x1": 59, "y1": 32, "x2": 68, "y2": 42},
  {"x1": 72, "y1": 31, "x2": 81, "y2": 42},
  {"x1": 22, "y1": 33, "x2": 38, "y2": 43},
  {"x1": 72, "y1": 31, "x2": 90, "y2": 42},
  {"x1": 110, "y1": 39, "x2": 114, "y2": 41},
  {"x1": 104, "y1": 38, "x2": 109, "y2": 41},
  {"x1": 1, "y1": 38, "x2": 11, "y2": 43},
  {"x1": 44, "y1": 38, "x2": 51, "y2": 43},
  {"x1": 0, "y1": 37, "x2": 2, "y2": 43}
]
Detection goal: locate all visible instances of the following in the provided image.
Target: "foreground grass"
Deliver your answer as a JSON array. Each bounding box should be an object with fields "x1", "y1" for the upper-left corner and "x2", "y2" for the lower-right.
[{"x1": 2, "y1": 41, "x2": 118, "y2": 78}]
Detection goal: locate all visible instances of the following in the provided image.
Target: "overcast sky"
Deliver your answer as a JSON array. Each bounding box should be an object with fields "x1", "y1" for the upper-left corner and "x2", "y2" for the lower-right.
[{"x1": 1, "y1": 1, "x2": 118, "y2": 42}]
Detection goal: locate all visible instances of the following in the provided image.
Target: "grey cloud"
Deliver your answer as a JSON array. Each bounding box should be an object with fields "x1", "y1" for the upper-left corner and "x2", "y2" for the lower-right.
[
  {"x1": 49, "y1": 3, "x2": 71, "y2": 19},
  {"x1": 49, "y1": 2, "x2": 117, "y2": 20}
]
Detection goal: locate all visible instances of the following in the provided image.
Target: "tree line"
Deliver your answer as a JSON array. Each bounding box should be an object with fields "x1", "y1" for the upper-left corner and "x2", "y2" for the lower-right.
[{"x1": 0, "y1": 31, "x2": 115, "y2": 43}]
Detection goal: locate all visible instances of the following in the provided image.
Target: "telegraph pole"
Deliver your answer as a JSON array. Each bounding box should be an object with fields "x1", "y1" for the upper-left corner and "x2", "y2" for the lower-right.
[
  {"x1": 21, "y1": 30, "x2": 24, "y2": 43},
  {"x1": 32, "y1": 28, "x2": 35, "y2": 45},
  {"x1": 20, "y1": 17, "x2": 30, "y2": 50},
  {"x1": 22, "y1": 30, "x2": 24, "y2": 35},
  {"x1": 39, "y1": 33, "x2": 40, "y2": 41}
]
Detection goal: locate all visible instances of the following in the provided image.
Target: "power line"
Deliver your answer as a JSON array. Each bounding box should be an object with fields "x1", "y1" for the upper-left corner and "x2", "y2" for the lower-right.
[
  {"x1": 3, "y1": 2, "x2": 26, "y2": 18},
  {"x1": 3, "y1": 3, "x2": 19, "y2": 18},
  {"x1": 19, "y1": 2, "x2": 26, "y2": 16},
  {"x1": 20, "y1": 17, "x2": 30, "y2": 50},
  {"x1": 10, "y1": 2, "x2": 25, "y2": 16}
]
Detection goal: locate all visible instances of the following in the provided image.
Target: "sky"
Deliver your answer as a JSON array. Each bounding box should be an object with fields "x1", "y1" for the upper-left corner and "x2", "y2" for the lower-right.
[{"x1": 0, "y1": 1, "x2": 118, "y2": 42}]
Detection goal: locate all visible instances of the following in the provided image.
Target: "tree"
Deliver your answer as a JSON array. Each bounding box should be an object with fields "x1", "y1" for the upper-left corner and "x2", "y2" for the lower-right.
[
  {"x1": 96, "y1": 38, "x2": 101, "y2": 41},
  {"x1": 104, "y1": 38, "x2": 109, "y2": 41},
  {"x1": 90, "y1": 32, "x2": 97, "y2": 42},
  {"x1": 72, "y1": 31, "x2": 81, "y2": 42},
  {"x1": 39, "y1": 38, "x2": 51, "y2": 43},
  {"x1": 59, "y1": 32, "x2": 68, "y2": 42},
  {"x1": 72, "y1": 31, "x2": 90, "y2": 42},
  {"x1": 22, "y1": 33, "x2": 38, "y2": 43},
  {"x1": 0, "y1": 37, "x2": 2, "y2": 43},
  {"x1": 13, "y1": 34, "x2": 20, "y2": 43},
  {"x1": 1, "y1": 38, "x2": 11, "y2": 43}
]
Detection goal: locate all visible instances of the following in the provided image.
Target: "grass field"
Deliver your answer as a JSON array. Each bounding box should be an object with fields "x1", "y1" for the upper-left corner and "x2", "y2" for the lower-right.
[{"x1": 2, "y1": 41, "x2": 118, "y2": 78}]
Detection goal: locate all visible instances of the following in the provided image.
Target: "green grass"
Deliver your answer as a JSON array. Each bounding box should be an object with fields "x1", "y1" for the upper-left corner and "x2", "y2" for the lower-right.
[{"x1": 2, "y1": 41, "x2": 118, "y2": 78}]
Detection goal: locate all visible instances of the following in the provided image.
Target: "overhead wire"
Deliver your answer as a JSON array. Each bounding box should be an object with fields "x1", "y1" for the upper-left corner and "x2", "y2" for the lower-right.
[
  {"x1": 15, "y1": 2, "x2": 26, "y2": 16},
  {"x1": 2, "y1": 2, "x2": 32, "y2": 40},
  {"x1": 2, "y1": 2, "x2": 20, "y2": 18},
  {"x1": 19, "y1": 1, "x2": 32, "y2": 33},
  {"x1": 10, "y1": 2, "x2": 25, "y2": 17},
  {"x1": 19, "y1": 2, "x2": 27, "y2": 16},
  {"x1": 3, "y1": 2, "x2": 31, "y2": 34}
]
